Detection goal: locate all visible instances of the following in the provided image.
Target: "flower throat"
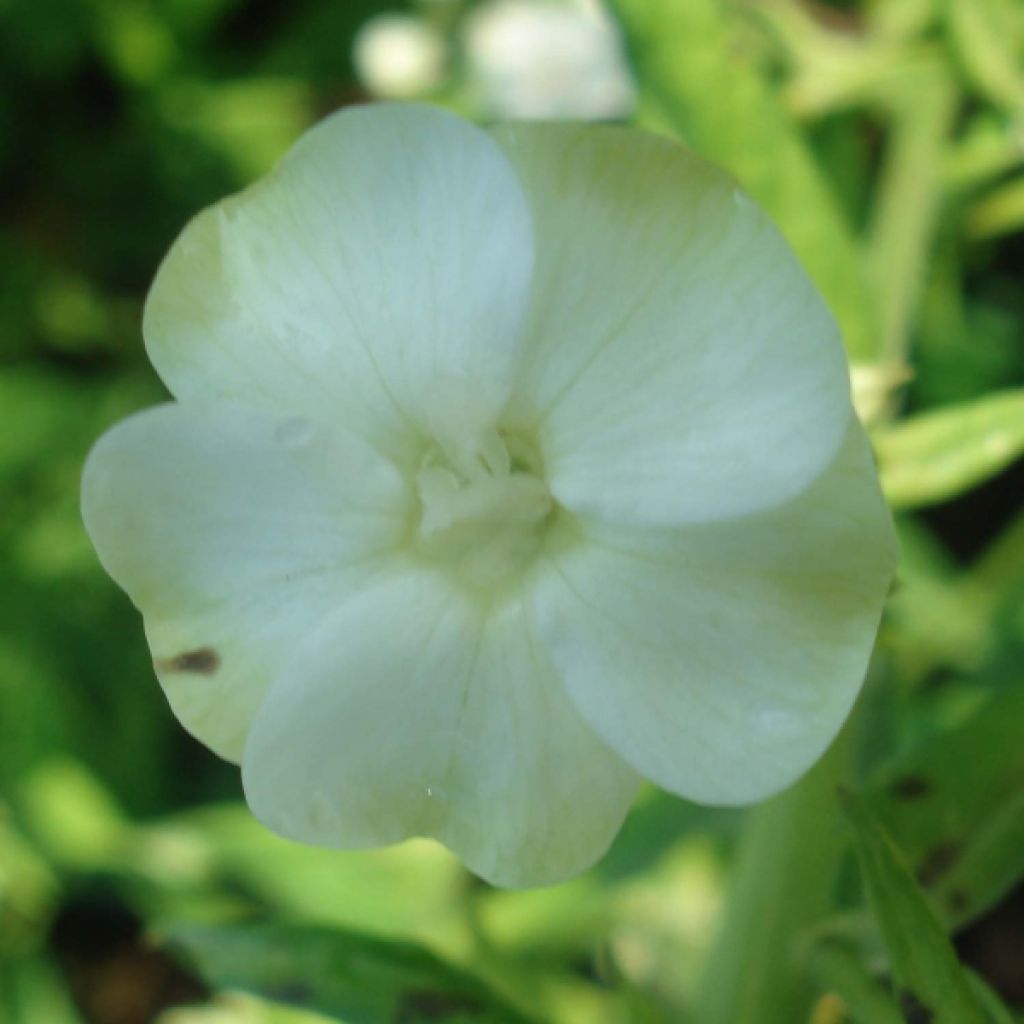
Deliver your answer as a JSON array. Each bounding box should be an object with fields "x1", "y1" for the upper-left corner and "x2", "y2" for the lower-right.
[{"x1": 414, "y1": 427, "x2": 552, "y2": 592}]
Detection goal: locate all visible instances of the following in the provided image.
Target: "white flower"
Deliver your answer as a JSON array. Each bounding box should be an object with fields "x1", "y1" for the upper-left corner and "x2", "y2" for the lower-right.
[
  {"x1": 464, "y1": 0, "x2": 635, "y2": 119},
  {"x1": 354, "y1": 13, "x2": 447, "y2": 100},
  {"x1": 82, "y1": 103, "x2": 898, "y2": 887}
]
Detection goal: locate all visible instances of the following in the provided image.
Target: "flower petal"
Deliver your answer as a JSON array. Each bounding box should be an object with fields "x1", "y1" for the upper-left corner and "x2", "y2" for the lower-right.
[
  {"x1": 145, "y1": 103, "x2": 535, "y2": 460},
  {"x1": 81, "y1": 403, "x2": 409, "y2": 761},
  {"x1": 491, "y1": 122, "x2": 852, "y2": 526},
  {"x1": 529, "y1": 422, "x2": 898, "y2": 804},
  {"x1": 241, "y1": 571, "x2": 639, "y2": 887}
]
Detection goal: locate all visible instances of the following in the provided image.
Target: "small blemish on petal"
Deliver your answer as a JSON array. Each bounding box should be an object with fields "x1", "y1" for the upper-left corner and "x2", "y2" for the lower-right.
[
  {"x1": 156, "y1": 647, "x2": 221, "y2": 676},
  {"x1": 273, "y1": 416, "x2": 316, "y2": 448},
  {"x1": 309, "y1": 791, "x2": 330, "y2": 827},
  {"x1": 754, "y1": 708, "x2": 801, "y2": 735}
]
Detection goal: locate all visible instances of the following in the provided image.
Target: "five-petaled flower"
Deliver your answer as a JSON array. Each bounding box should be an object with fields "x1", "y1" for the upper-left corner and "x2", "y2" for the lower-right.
[{"x1": 82, "y1": 103, "x2": 898, "y2": 887}]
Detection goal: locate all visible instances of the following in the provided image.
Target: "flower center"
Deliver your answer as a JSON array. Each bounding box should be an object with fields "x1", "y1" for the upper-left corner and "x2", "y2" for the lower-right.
[{"x1": 414, "y1": 427, "x2": 553, "y2": 592}]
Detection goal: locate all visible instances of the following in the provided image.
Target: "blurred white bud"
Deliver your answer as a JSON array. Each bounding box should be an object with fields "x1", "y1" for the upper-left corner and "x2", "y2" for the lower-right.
[
  {"x1": 464, "y1": 0, "x2": 635, "y2": 119},
  {"x1": 354, "y1": 13, "x2": 446, "y2": 99},
  {"x1": 850, "y1": 360, "x2": 913, "y2": 427}
]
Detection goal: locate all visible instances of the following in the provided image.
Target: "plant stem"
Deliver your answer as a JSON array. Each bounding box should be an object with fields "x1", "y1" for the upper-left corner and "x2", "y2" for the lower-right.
[{"x1": 691, "y1": 723, "x2": 854, "y2": 1024}]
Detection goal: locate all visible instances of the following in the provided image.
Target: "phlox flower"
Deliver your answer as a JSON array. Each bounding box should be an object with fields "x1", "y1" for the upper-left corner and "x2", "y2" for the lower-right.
[
  {"x1": 464, "y1": 0, "x2": 635, "y2": 120},
  {"x1": 82, "y1": 103, "x2": 897, "y2": 887}
]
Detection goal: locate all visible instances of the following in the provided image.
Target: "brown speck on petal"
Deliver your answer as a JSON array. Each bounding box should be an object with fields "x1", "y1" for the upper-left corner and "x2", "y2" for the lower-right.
[{"x1": 155, "y1": 647, "x2": 220, "y2": 675}]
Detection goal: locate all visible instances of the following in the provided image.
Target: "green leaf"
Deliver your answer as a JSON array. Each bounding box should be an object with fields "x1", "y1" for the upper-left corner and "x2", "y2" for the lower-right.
[
  {"x1": 874, "y1": 389, "x2": 1024, "y2": 507},
  {"x1": 867, "y1": 685, "x2": 1024, "y2": 925},
  {"x1": 966, "y1": 175, "x2": 1024, "y2": 241},
  {"x1": 174, "y1": 805, "x2": 469, "y2": 946},
  {"x1": 1, "y1": 956, "x2": 82, "y2": 1024},
  {"x1": 885, "y1": 517, "x2": 993, "y2": 679},
  {"x1": 971, "y1": 507, "x2": 1024, "y2": 605},
  {"x1": 164, "y1": 921, "x2": 540, "y2": 1024},
  {"x1": 16, "y1": 757, "x2": 127, "y2": 871},
  {"x1": 806, "y1": 940, "x2": 904, "y2": 1024},
  {"x1": 929, "y1": 788, "x2": 1024, "y2": 928},
  {"x1": 867, "y1": 0, "x2": 938, "y2": 43},
  {"x1": 866, "y1": 56, "x2": 957, "y2": 364},
  {"x1": 0, "y1": 812, "x2": 57, "y2": 955},
  {"x1": 156, "y1": 991, "x2": 341, "y2": 1024},
  {"x1": 156, "y1": 78, "x2": 313, "y2": 180},
  {"x1": 946, "y1": 0, "x2": 1024, "y2": 117},
  {"x1": 945, "y1": 114, "x2": 1024, "y2": 193},
  {"x1": 840, "y1": 790, "x2": 989, "y2": 1024},
  {"x1": 967, "y1": 970, "x2": 1018, "y2": 1024},
  {"x1": 607, "y1": 0, "x2": 877, "y2": 362}
]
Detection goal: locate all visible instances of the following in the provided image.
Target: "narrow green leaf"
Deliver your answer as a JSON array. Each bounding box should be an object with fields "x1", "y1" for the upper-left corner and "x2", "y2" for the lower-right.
[
  {"x1": 806, "y1": 940, "x2": 905, "y2": 1024},
  {"x1": 867, "y1": 685, "x2": 1024, "y2": 926},
  {"x1": 931, "y1": 788, "x2": 1024, "y2": 928},
  {"x1": 867, "y1": 0, "x2": 938, "y2": 43},
  {"x1": 164, "y1": 921, "x2": 540, "y2": 1024},
  {"x1": 608, "y1": 0, "x2": 877, "y2": 361},
  {"x1": 967, "y1": 969, "x2": 1018, "y2": 1024},
  {"x1": 946, "y1": 0, "x2": 1024, "y2": 116},
  {"x1": 946, "y1": 115, "x2": 1024, "y2": 193},
  {"x1": 751, "y1": 3, "x2": 903, "y2": 117},
  {"x1": 840, "y1": 790, "x2": 989, "y2": 1024},
  {"x1": 874, "y1": 389, "x2": 1024, "y2": 507},
  {"x1": 966, "y1": 175, "x2": 1024, "y2": 241},
  {"x1": 160, "y1": 991, "x2": 339, "y2": 1023},
  {"x1": 866, "y1": 56, "x2": 957, "y2": 364},
  {"x1": 971, "y1": 508, "x2": 1024, "y2": 602}
]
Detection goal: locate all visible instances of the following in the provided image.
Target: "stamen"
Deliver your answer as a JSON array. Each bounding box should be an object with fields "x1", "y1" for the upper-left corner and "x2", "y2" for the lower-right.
[{"x1": 413, "y1": 427, "x2": 553, "y2": 590}]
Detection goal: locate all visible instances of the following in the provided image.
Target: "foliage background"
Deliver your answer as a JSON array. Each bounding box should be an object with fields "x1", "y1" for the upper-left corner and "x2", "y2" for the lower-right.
[{"x1": 1, "y1": 0, "x2": 1022, "y2": 1022}]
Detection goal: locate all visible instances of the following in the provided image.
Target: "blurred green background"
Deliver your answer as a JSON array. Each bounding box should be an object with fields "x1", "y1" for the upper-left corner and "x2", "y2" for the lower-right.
[{"x1": 1, "y1": 0, "x2": 1023, "y2": 1022}]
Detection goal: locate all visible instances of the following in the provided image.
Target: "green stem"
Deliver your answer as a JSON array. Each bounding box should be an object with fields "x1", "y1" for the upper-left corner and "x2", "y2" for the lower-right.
[{"x1": 691, "y1": 723, "x2": 854, "y2": 1024}]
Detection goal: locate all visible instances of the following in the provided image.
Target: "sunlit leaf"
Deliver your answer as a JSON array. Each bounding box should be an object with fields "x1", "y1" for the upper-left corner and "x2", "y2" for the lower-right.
[
  {"x1": 179, "y1": 805, "x2": 468, "y2": 950},
  {"x1": 966, "y1": 175, "x2": 1024, "y2": 241},
  {"x1": 156, "y1": 990, "x2": 339, "y2": 1023},
  {"x1": 874, "y1": 389, "x2": 1024, "y2": 507},
  {"x1": 866, "y1": 56, "x2": 956, "y2": 364},
  {"x1": 867, "y1": 0, "x2": 938, "y2": 43},
  {"x1": 156, "y1": 78, "x2": 313, "y2": 180},
  {"x1": 945, "y1": 114, "x2": 1024, "y2": 193},
  {"x1": 608, "y1": 0, "x2": 877, "y2": 361},
  {"x1": 946, "y1": 0, "x2": 1024, "y2": 116},
  {"x1": 164, "y1": 921, "x2": 539, "y2": 1024},
  {"x1": 16, "y1": 758, "x2": 127, "y2": 871}
]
